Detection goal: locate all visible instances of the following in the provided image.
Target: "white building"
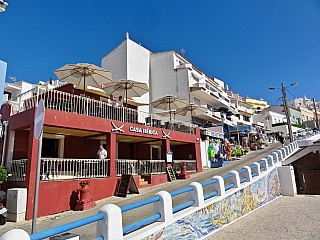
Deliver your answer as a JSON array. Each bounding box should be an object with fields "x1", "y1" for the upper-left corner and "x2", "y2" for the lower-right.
[
  {"x1": 3, "y1": 80, "x2": 64, "y2": 113},
  {"x1": 101, "y1": 33, "x2": 253, "y2": 128},
  {"x1": 288, "y1": 96, "x2": 320, "y2": 110}
]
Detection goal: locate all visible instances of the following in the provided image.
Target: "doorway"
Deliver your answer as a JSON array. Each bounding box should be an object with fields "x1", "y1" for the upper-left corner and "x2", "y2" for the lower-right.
[
  {"x1": 150, "y1": 145, "x2": 161, "y2": 160},
  {"x1": 41, "y1": 138, "x2": 59, "y2": 158}
]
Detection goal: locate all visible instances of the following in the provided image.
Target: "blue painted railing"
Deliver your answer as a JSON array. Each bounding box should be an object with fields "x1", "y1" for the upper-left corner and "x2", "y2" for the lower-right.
[
  {"x1": 30, "y1": 213, "x2": 104, "y2": 240},
  {"x1": 28, "y1": 138, "x2": 301, "y2": 239},
  {"x1": 201, "y1": 179, "x2": 217, "y2": 187},
  {"x1": 120, "y1": 196, "x2": 160, "y2": 212},
  {"x1": 123, "y1": 213, "x2": 161, "y2": 234}
]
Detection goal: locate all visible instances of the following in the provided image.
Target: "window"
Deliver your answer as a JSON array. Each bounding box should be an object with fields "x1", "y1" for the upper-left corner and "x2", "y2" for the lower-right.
[
  {"x1": 243, "y1": 115, "x2": 250, "y2": 122},
  {"x1": 194, "y1": 97, "x2": 201, "y2": 106}
]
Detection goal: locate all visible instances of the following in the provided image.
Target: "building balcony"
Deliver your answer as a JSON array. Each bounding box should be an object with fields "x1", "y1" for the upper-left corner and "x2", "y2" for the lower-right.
[
  {"x1": 8, "y1": 158, "x2": 197, "y2": 182},
  {"x1": 190, "y1": 86, "x2": 230, "y2": 109},
  {"x1": 8, "y1": 89, "x2": 197, "y2": 135}
]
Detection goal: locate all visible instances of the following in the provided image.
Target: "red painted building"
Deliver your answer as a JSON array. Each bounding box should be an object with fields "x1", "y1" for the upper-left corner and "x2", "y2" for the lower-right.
[{"x1": 1, "y1": 84, "x2": 201, "y2": 219}]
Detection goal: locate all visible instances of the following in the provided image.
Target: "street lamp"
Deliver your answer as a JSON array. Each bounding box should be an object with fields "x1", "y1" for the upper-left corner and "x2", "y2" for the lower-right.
[
  {"x1": 312, "y1": 95, "x2": 320, "y2": 130},
  {"x1": 269, "y1": 82, "x2": 298, "y2": 143}
]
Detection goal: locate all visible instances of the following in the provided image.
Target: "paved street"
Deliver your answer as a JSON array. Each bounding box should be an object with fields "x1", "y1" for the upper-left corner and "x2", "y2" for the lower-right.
[
  {"x1": 205, "y1": 195, "x2": 320, "y2": 240},
  {"x1": 0, "y1": 142, "x2": 298, "y2": 239}
]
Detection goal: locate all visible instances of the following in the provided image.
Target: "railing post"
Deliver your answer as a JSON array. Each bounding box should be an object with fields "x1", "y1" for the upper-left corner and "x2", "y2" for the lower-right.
[
  {"x1": 240, "y1": 166, "x2": 252, "y2": 183},
  {"x1": 251, "y1": 162, "x2": 260, "y2": 177},
  {"x1": 260, "y1": 158, "x2": 268, "y2": 171},
  {"x1": 227, "y1": 170, "x2": 240, "y2": 188},
  {"x1": 276, "y1": 150, "x2": 283, "y2": 161},
  {"x1": 188, "y1": 182, "x2": 204, "y2": 208},
  {"x1": 267, "y1": 155, "x2": 274, "y2": 167},
  {"x1": 272, "y1": 152, "x2": 279, "y2": 163},
  {"x1": 153, "y1": 191, "x2": 173, "y2": 223},
  {"x1": 211, "y1": 176, "x2": 225, "y2": 197},
  {"x1": 0, "y1": 229, "x2": 30, "y2": 240},
  {"x1": 96, "y1": 204, "x2": 123, "y2": 240}
]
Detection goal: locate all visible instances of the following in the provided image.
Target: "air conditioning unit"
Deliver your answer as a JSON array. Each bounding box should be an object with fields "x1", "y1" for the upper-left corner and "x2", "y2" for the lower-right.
[{"x1": 6, "y1": 188, "x2": 27, "y2": 222}]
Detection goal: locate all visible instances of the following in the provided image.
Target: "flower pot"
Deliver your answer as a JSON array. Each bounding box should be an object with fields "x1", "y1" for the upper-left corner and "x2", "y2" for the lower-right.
[{"x1": 180, "y1": 166, "x2": 187, "y2": 175}]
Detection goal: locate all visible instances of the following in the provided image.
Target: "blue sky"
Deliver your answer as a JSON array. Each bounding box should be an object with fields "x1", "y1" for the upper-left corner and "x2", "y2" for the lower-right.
[{"x1": 1, "y1": 1, "x2": 320, "y2": 104}]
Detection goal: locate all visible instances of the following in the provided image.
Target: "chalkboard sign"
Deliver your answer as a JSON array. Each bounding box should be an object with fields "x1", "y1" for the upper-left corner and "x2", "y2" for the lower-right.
[
  {"x1": 116, "y1": 174, "x2": 139, "y2": 198},
  {"x1": 166, "y1": 166, "x2": 176, "y2": 182}
]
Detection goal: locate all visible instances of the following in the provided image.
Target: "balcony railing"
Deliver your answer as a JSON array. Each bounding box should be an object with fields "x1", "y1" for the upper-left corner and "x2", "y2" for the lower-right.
[
  {"x1": 10, "y1": 89, "x2": 196, "y2": 135},
  {"x1": 8, "y1": 158, "x2": 110, "y2": 181},
  {"x1": 8, "y1": 159, "x2": 197, "y2": 182},
  {"x1": 8, "y1": 159, "x2": 27, "y2": 182}
]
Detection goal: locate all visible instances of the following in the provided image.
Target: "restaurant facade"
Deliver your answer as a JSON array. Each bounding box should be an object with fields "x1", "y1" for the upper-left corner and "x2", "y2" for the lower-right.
[{"x1": 1, "y1": 83, "x2": 201, "y2": 219}]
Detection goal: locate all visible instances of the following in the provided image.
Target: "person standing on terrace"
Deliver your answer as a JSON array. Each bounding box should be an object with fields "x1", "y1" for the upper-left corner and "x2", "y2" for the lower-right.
[
  {"x1": 97, "y1": 145, "x2": 108, "y2": 159},
  {"x1": 116, "y1": 95, "x2": 123, "y2": 107}
]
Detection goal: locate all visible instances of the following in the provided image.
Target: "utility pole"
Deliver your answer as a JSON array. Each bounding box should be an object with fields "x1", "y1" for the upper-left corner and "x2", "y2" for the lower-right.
[
  {"x1": 312, "y1": 98, "x2": 320, "y2": 130},
  {"x1": 281, "y1": 83, "x2": 294, "y2": 142}
]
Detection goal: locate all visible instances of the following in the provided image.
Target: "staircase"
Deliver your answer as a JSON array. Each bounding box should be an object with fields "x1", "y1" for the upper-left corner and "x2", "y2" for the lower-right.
[{"x1": 139, "y1": 176, "x2": 149, "y2": 186}]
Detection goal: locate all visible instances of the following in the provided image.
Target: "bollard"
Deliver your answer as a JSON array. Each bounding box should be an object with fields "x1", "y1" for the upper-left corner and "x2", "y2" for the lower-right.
[
  {"x1": 188, "y1": 182, "x2": 204, "y2": 208},
  {"x1": 96, "y1": 204, "x2": 123, "y2": 240},
  {"x1": 240, "y1": 166, "x2": 252, "y2": 183},
  {"x1": 0, "y1": 229, "x2": 30, "y2": 240},
  {"x1": 153, "y1": 191, "x2": 173, "y2": 224},
  {"x1": 211, "y1": 176, "x2": 225, "y2": 197}
]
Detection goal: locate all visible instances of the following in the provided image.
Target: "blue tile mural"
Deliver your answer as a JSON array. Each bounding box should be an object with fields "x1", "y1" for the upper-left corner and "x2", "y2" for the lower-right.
[{"x1": 142, "y1": 168, "x2": 281, "y2": 240}]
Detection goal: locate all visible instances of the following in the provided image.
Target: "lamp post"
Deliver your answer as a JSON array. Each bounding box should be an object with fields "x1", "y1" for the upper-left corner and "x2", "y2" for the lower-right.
[
  {"x1": 269, "y1": 82, "x2": 298, "y2": 143},
  {"x1": 312, "y1": 97, "x2": 320, "y2": 130}
]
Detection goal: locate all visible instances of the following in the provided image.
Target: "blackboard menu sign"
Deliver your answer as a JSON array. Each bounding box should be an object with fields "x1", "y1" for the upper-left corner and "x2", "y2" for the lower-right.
[
  {"x1": 116, "y1": 174, "x2": 139, "y2": 198},
  {"x1": 166, "y1": 166, "x2": 176, "y2": 182}
]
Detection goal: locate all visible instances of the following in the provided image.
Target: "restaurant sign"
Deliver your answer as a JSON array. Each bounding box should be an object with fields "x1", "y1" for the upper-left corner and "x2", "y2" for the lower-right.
[{"x1": 129, "y1": 126, "x2": 158, "y2": 136}]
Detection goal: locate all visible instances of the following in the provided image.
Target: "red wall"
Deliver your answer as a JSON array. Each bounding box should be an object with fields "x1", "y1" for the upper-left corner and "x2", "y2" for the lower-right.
[
  {"x1": 171, "y1": 143, "x2": 195, "y2": 160},
  {"x1": 117, "y1": 142, "x2": 134, "y2": 159},
  {"x1": 137, "y1": 143, "x2": 150, "y2": 160},
  {"x1": 12, "y1": 130, "x2": 29, "y2": 160},
  {"x1": 36, "y1": 177, "x2": 118, "y2": 218},
  {"x1": 64, "y1": 136, "x2": 100, "y2": 159}
]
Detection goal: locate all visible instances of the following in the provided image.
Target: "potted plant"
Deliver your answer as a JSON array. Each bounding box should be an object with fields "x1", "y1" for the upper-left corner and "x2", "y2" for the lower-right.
[
  {"x1": 0, "y1": 166, "x2": 8, "y2": 186},
  {"x1": 75, "y1": 179, "x2": 96, "y2": 211},
  {"x1": 79, "y1": 179, "x2": 90, "y2": 189},
  {"x1": 179, "y1": 161, "x2": 187, "y2": 174}
]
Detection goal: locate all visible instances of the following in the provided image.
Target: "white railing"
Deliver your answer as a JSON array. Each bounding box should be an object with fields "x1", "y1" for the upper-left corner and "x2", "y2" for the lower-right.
[
  {"x1": 11, "y1": 89, "x2": 196, "y2": 135},
  {"x1": 139, "y1": 160, "x2": 167, "y2": 175},
  {"x1": 7, "y1": 159, "x2": 27, "y2": 182},
  {"x1": 116, "y1": 159, "x2": 139, "y2": 176},
  {"x1": 172, "y1": 160, "x2": 197, "y2": 173},
  {"x1": 40, "y1": 158, "x2": 109, "y2": 180}
]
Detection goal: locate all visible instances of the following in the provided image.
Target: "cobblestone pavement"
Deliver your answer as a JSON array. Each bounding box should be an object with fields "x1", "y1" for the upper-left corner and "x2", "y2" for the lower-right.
[{"x1": 205, "y1": 195, "x2": 320, "y2": 240}]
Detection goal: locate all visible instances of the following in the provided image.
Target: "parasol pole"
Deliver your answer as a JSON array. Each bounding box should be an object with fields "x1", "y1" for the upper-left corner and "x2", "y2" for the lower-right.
[
  {"x1": 169, "y1": 98, "x2": 172, "y2": 122},
  {"x1": 83, "y1": 74, "x2": 86, "y2": 97},
  {"x1": 125, "y1": 82, "x2": 128, "y2": 107}
]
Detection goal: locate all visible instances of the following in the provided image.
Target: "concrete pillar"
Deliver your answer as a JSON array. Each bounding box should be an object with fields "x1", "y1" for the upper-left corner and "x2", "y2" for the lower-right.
[
  {"x1": 267, "y1": 155, "x2": 274, "y2": 167},
  {"x1": 153, "y1": 191, "x2": 173, "y2": 223},
  {"x1": 0, "y1": 229, "x2": 30, "y2": 240},
  {"x1": 211, "y1": 176, "x2": 225, "y2": 197},
  {"x1": 188, "y1": 182, "x2": 204, "y2": 208},
  {"x1": 240, "y1": 166, "x2": 252, "y2": 183},
  {"x1": 260, "y1": 158, "x2": 268, "y2": 172},
  {"x1": 272, "y1": 152, "x2": 279, "y2": 163},
  {"x1": 195, "y1": 127, "x2": 202, "y2": 172},
  {"x1": 25, "y1": 124, "x2": 39, "y2": 220},
  {"x1": 227, "y1": 170, "x2": 240, "y2": 189},
  {"x1": 96, "y1": 204, "x2": 123, "y2": 240},
  {"x1": 106, "y1": 132, "x2": 116, "y2": 178},
  {"x1": 162, "y1": 139, "x2": 170, "y2": 166},
  {"x1": 251, "y1": 162, "x2": 260, "y2": 177}
]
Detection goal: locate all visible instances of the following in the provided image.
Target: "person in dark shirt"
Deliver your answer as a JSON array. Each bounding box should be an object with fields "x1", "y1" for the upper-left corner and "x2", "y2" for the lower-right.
[{"x1": 278, "y1": 134, "x2": 284, "y2": 147}]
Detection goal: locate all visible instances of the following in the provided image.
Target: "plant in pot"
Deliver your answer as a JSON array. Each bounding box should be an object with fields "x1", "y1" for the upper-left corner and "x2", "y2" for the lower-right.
[
  {"x1": 79, "y1": 180, "x2": 90, "y2": 189},
  {"x1": 179, "y1": 161, "x2": 187, "y2": 174},
  {"x1": 0, "y1": 166, "x2": 8, "y2": 186}
]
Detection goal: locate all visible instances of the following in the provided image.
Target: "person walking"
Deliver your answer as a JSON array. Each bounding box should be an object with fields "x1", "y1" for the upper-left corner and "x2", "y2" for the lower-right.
[{"x1": 278, "y1": 134, "x2": 284, "y2": 147}]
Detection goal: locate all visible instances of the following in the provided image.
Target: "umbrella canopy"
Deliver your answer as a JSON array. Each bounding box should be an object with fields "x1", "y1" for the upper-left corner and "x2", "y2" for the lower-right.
[
  {"x1": 175, "y1": 103, "x2": 208, "y2": 118},
  {"x1": 151, "y1": 96, "x2": 188, "y2": 121},
  {"x1": 54, "y1": 63, "x2": 113, "y2": 96},
  {"x1": 102, "y1": 79, "x2": 149, "y2": 106}
]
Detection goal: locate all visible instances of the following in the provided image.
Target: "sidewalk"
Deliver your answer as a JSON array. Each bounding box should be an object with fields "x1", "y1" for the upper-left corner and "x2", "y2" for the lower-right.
[{"x1": 205, "y1": 195, "x2": 320, "y2": 240}]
